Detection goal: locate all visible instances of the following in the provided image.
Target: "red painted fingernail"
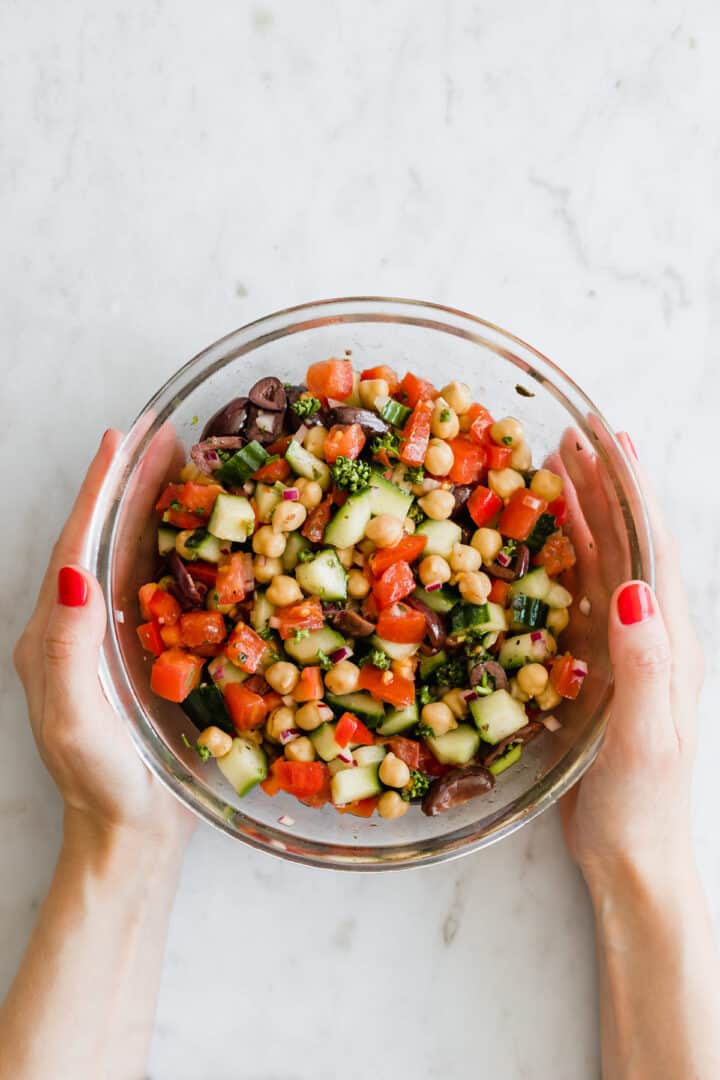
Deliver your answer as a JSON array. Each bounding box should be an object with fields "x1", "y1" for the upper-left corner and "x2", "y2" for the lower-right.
[
  {"x1": 617, "y1": 582, "x2": 654, "y2": 625},
  {"x1": 58, "y1": 566, "x2": 88, "y2": 607}
]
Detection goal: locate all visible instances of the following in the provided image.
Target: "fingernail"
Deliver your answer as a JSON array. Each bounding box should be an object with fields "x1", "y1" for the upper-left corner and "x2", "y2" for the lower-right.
[
  {"x1": 621, "y1": 432, "x2": 638, "y2": 460},
  {"x1": 58, "y1": 566, "x2": 88, "y2": 607},
  {"x1": 617, "y1": 582, "x2": 654, "y2": 625}
]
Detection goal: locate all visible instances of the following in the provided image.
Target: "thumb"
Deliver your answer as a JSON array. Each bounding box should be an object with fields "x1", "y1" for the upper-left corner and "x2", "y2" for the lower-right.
[{"x1": 43, "y1": 565, "x2": 108, "y2": 708}]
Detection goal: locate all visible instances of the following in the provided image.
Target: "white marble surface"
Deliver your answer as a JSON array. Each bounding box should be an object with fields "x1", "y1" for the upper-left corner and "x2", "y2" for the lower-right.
[{"x1": 1, "y1": 3, "x2": 719, "y2": 1077}]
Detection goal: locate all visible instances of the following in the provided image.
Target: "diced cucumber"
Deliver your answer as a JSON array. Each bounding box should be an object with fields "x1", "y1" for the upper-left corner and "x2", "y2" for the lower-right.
[
  {"x1": 310, "y1": 722, "x2": 343, "y2": 762},
  {"x1": 353, "y1": 744, "x2": 387, "y2": 766},
  {"x1": 509, "y1": 594, "x2": 549, "y2": 632},
  {"x1": 207, "y1": 492, "x2": 255, "y2": 543},
  {"x1": 179, "y1": 529, "x2": 224, "y2": 564},
  {"x1": 371, "y1": 634, "x2": 419, "y2": 661},
  {"x1": 324, "y1": 488, "x2": 374, "y2": 549},
  {"x1": 283, "y1": 624, "x2": 346, "y2": 665},
  {"x1": 509, "y1": 566, "x2": 552, "y2": 602},
  {"x1": 285, "y1": 439, "x2": 331, "y2": 489},
  {"x1": 376, "y1": 702, "x2": 419, "y2": 735},
  {"x1": 158, "y1": 525, "x2": 178, "y2": 556},
  {"x1": 216, "y1": 441, "x2": 269, "y2": 486},
  {"x1": 324, "y1": 691, "x2": 386, "y2": 726},
  {"x1": 412, "y1": 585, "x2": 460, "y2": 614},
  {"x1": 470, "y1": 689, "x2": 528, "y2": 744},
  {"x1": 546, "y1": 582, "x2": 573, "y2": 608},
  {"x1": 451, "y1": 602, "x2": 491, "y2": 639},
  {"x1": 368, "y1": 472, "x2": 413, "y2": 519},
  {"x1": 488, "y1": 742, "x2": 523, "y2": 776},
  {"x1": 181, "y1": 684, "x2": 234, "y2": 735},
  {"x1": 526, "y1": 512, "x2": 559, "y2": 554},
  {"x1": 498, "y1": 629, "x2": 557, "y2": 670},
  {"x1": 208, "y1": 655, "x2": 248, "y2": 690},
  {"x1": 328, "y1": 757, "x2": 354, "y2": 775},
  {"x1": 282, "y1": 531, "x2": 311, "y2": 571},
  {"x1": 426, "y1": 724, "x2": 481, "y2": 765},
  {"x1": 330, "y1": 763, "x2": 382, "y2": 805},
  {"x1": 416, "y1": 518, "x2": 463, "y2": 557},
  {"x1": 419, "y1": 651, "x2": 447, "y2": 681},
  {"x1": 347, "y1": 369, "x2": 362, "y2": 407},
  {"x1": 379, "y1": 398, "x2": 412, "y2": 427},
  {"x1": 481, "y1": 602, "x2": 510, "y2": 633},
  {"x1": 255, "y1": 482, "x2": 283, "y2": 524},
  {"x1": 217, "y1": 737, "x2": 267, "y2": 796},
  {"x1": 250, "y1": 591, "x2": 275, "y2": 633},
  {"x1": 295, "y1": 548, "x2": 347, "y2": 601}
]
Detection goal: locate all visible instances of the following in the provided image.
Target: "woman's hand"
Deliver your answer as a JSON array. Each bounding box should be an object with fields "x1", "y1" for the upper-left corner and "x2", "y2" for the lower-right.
[{"x1": 13, "y1": 429, "x2": 193, "y2": 850}]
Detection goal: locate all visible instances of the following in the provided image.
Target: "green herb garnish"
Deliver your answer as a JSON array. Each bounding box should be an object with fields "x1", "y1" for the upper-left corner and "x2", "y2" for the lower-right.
[
  {"x1": 404, "y1": 465, "x2": 424, "y2": 484},
  {"x1": 290, "y1": 396, "x2": 322, "y2": 419},
  {"x1": 359, "y1": 647, "x2": 391, "y2": 670},
  {"x1": 331, "y1": 456, "x2": 371, "y2": 494}
]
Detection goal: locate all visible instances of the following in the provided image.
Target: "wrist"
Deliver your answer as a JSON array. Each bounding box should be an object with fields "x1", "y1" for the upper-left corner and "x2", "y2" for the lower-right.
[
  {"x1": 62, "y1": 809, "x2": 187, "y2": 889},
  {"x1": 583, "y1": 837, "x2": 698, "y2": 916}
]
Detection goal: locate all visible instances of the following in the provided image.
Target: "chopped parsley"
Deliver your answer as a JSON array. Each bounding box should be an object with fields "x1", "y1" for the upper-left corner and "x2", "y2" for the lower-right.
[
  {"x1": 290, "y1": 396, "x2": 322, "y2": 419},
  {"x1": 191, "y1": 415, "x2": 199, "y2": 425},
  {"x1": 434, "y1": 658, "x2": 466, "y2": 688},
  {"x1": 181, "y1": 734, "x2": 212, "y2": 762},
  {"x1": 359, "y1": 647, "x2": 391, "y2": 670},
  {"x1": 257, "y1": 625, "x2": 275, "y2": 641},
  {"x1": 371, "y1": 430, "x2": 401, "y2": 456},
  {"x1": 404, "y1": 465, "x2": 424, "y2": 484},
  {"x1": 169, "y1": 499, "x2": 184, "y2": 511},
  {"x1": 316, "y1": 649, "x2": 333, "y2": 671},
  {"x1": 418, "y1": 685, "x2": 434, "y2": 707},
  {"x1": 502, "y1": 435, "x2": 514, "y2": 446},
  {"x1": 298, "y1": 548, "x2": 316, "y2": 563},
  {"x1": 406, "y1": 502, "x2": 426, "y2": 525},
  {"x1": 292, "y1": 627, "x2": 309, "y2": 642},
  {"x1": 439, "y1": 408, "x2": 451, "y2": 423},
  {"x1": 401, "y1": 769, "x2": 432, "y2": 801},
  {"x1": 414, "y1": 720, "x2": 436, "y2": 739},
  {"x1": 331, "y1": 456, "x2": 371, "y2": 493}
]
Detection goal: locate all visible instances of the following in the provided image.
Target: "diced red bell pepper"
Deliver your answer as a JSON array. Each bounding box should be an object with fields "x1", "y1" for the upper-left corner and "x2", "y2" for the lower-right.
[
  {"x1": 357, "y1": 665, "x2": 415, "y2": 707},
  {"x1": 334, "y1": 712, "x2": 359, "y2": 749},
  {"x1": 498, "y1": 489, "x2": 548, "y2": 541},
  {"x1": 156, "y1": 482, "x2": 223, "y2": 529},
  {"x1": 533, "y1": 534, "x2": 576, "y2": 575},
  {"x1": 368, "y1": 534, "x2": 427, "y2": 577},
  {"x1": 292, "y1": 666, "x2": 324, "y2": 703},
  {"x1": 214, "y1": 552, "x2": 248, "y2": 606},
  {"x1": 150, "y1": 648, "x2": 204, "y2": 702},
  {"x1": 399, "y1": 399, "x2": 433, "y2": 466},
  {"x1": 271, "y1": 759, "x2": 329, "y2": 798},
  {"x1": 275, "y1": 596, "x2": 324, "y2": 640},
  {"x1": 301, "y1": 495, "x2": 334, "y2": 543},
  {"x1": 224, "y1": 682, "x2": 270, "y2": 730},
  {"x1": 224, "y1": 620, "x2": 269, "y2": 673},
  {"x1": 447, "y1": 437, "x2": 486, "y2": 484},
  {"x1": 323, "y1": 423, "x2": 366, "y2": 464},
  {"x1": 148, "y1": 587, "x2": 182, "y2": 627},
  {"x1": 351, "y1": 718, "x2": 374, "y2": 745},
  {"x1": 488, "y1": 578, "x2": 510, "y2": 607},
  {"x1": 260, "y1": 768, "x2": 283, "y2": 797},
  {"x1": 253, "y1": 457, "x2": 291, "y2": 483},
  {"x1": 382, "y1": 736, "x2": 421, "y2": 770},
  {"x1": 138, "y1": 582, "x2": 159, "y2": 621},
  {"x1": 187, "y1": 561, "x2": 218, "y2": 587},
  {"x1": 550, "y1": 653, "x2": 587, "y2": 700},
  {"x1": 375, "y1": 603, "x2": 427, "y2": 644},
  {"x1": 266, "y1": 434, "x2": 293, "y2": 456},
  {"x1": 306, "y1": 358, "x2": 354, "y2": 400},
  {"x1": 469, "y1": 405, "x2": 495, "y2": 445},
  {"x1": 179, "y1": 611, "x2": 227, "y2": 648},
  {"x1": 416, "y1": 743, "x2": 452, "y2": 777},
  {"x1": 340, "y1": 796, "x2": 379, "y2": 817},
  {"x1": 361, "y1": 365, "x2": 399, "y2": 393},
  {"x1": 467, "y1": 485, "x2": 503, "y2": 527},
  {"x1": 397, "y1": 372, "x2": 437, "y2": 408},
  {"x1": 372, "y1": 560, "x2": 416, "y2": 610},
  {"x1": 548, "y1": 496, "x2": 567, "y2": 526},
  {"x1": 137, "y1": 620, "x2": 165, "y2": 656},
  {"x1": 486, "y1": 444, "x2": 513, "y2": 470}
]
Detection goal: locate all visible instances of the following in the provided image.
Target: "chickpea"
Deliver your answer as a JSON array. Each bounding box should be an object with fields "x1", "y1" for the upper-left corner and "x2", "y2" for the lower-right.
[
  {"x1": 357, "y1": 537, "x2": 376, "y2": 557},
  {"x1": 431, "y1": 397, "x2": 460, "y2": 440},
  {"x1": 358, "y1": 378, "x2": 389, "y2": 410},
  {"x1": 365, "y1": 513, "x2": 404, "y2": 548},
  {"x1": 489, "y1": 416, "x2": 524, "y2": 447},
  {"x1": 175, "y1": 530, "x2": 200, "y2": 560},
  {"x1": 442, "y1": 688, "x2": 469, "y2": 720},
  {"x1": 324, "y1": 660, "x2": 360, "y2": 696},
  {"x1": 253, "y1": 554, "x2": 283, "y2": 584},
  {"x1": 303, "y1": 425, "x2": 328, "y2": 459},
  {"x1": 272, "y1": 500, "x2": 308, "y2": 534},
  {"x1": 516, "y1": 663, "x2": 549, "y2": 698},
  {"x1": 285, "y1": 736, "x2": 316, "y2": 763},
  {"x1": 510, "y1": 441, "x2": 532, "y2": 471},
  {"x1": 196, "y1": 726, "x2": 233, "y2": 758},
  {"x1": 535, "y1": 682, "x2": 562, "y2": 711},
  {"x1": 403, "y1": 516, "x2": 416, "y2": 535},
  {"x1": 265, "y1": 661, "x2": 301, "y2": 695},
  {"x1": 265, "y1": 705, "x2": 297, "y2": 742},
  {"x1": 295, "y1": 477, "x2": 324, "y2": 510},
  {"x1": 347, "y1": 569, "x2": 370, "y2": 599},
  {"x1": 440, "y1": 380, "x2": 472, "y2": 415},
  {"x1": 457, "y1": 570, "x2": 491, "y2": 605},
  {"x1": 424, "y1": 438, "x2": 454, "y2": 476},
  {"x1": 531, "y1": 468, "x2": 564, "y2": 502},
  {"x1": 418, "y1": 554, "x2": 451, "y2": 587},
  {"x1": 421, "y1": 701, "x2": 457, "y2": 737},
  {"x1": 379, "y1": 752, "x2": 411, "y2": 789},
  {"x1": 377, "y1": 790, "x2": 409, "y2": 819},
  {"x1": 266, "y1": 574, "x2": 303, "y2": 608},
  {"x1": 418, "y1": 488, "x2": 455, "y2": 521},
  {"x1": 336, "y1": 546, "x2": 354, "y2": 570},
  {"x1": 488, "y1": 468, "x2": 526, "y2": 501},
  {"x1": 449, "y1": 543, "x2": 482, "y2": 574},
  {"x1": 295, "y1": 701, "x2": 326, "y2": 731},
  {"x1": 546, "y1": 607, "x2": 570, "y2": 635},
  {"x1": 509, "y1": 676, "x2": 530, "y2": 704},
  {"x1": 471, "y1": 527, "x2": 503, "y2": 565},
  {"x1": 252, "y1": 525, "x2": 287, "y2": 558}
]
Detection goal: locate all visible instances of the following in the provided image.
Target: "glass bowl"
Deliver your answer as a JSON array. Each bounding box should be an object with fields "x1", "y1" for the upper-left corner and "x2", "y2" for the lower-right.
[{"x1": 85, "y1": 297, "x2": 653, "y2": 870}]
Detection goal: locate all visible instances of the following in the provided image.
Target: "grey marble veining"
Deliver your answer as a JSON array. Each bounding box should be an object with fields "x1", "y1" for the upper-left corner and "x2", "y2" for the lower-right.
[{"x1": 1, "y1": 2, "x2": 718, "y2": 1077}]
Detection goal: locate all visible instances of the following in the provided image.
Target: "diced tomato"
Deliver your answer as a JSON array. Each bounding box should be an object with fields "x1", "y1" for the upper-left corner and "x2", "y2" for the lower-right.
[
  {"x1": 138, "y1": 582, "x2": 159, "y2": 621},
  {"x1": 298, "y1": 766, "x2": 333, "y2": 808},
  {"x1": 179, "y1": 611, "x2": 227, "y2": 649},
  {"x1": 467, "y1": 484, "x2": 503, "y2": 527},
  {"x1": 224, "y1": 621, "x2": 269, "y2": 673},
  {"x1": 376, "y1": 603, "x2": 427, "y2": 644},
  {"x1": 550, "y1": 653, "x2": 587, "y2": 700},
  {"x1": 416, "y1": 743, "x2": 452, "y2": 777},
  {"x1": 534, "y1": 534, "x2": 576, "y2": 576},
  {"x1": 399, "y1": 399, "x2": 433, "y2": 466},
  {"x1": 397, "y1": 372, "x2": 437, "y2": 408},
  {"x1": 341, "y1": 796, "x2": 378, "y2": 818},
  {"x1": 150, "y1": 648, "x2": 204, "y2": 703},
  {"x1": 159, "y1": 623, "x2": 182, "y2": 648},
  {"x1": 372, "y1": 560, "x2": 416, "y2": 610},
  {"x1": 215, "y1": 553, "x2": 248, "y2": 606},
  {"x1": 323, "y1": 423, "x2": 366, "y2": 464},
  {"x1": 137, "y1": 620, "x2": 165, "y2": 656},
  {"x1": 383, "y1": 736, "x2": 421, "y2": 770},
  {"x1": 271, "y1": 759, "x2": 329, "y2": 798},
  {"x1": 350, "y1": 718, "x2": 374, "y2": 746},
  {"x1": 275, "y1": 596, "x2": 324, "y2": 640},
  {"x1": 548, "y1": 496, "x2": 567, "y2": 526},
  {"x1": 253, "y1": 457, "x2": 291, "y2": 483},
  {"x1": 334, "y1": 712, "x2": 359, "y2": 749},
  {"x1": 266, "y1": 434, "x2": 293, "y2": 456},
  {"x1": 306, "y1": 358, "x2": 354, "y2": 400},
  {"x1": 224, "y1": 682, "x2": 270, "y2": 730},
  {"x1": 468, "y1": 405, "x2": 495, "y2": 445},
  {"x1": 292, "y1": 666, "x2": 324, "y2": 703},
  {"x1": 486, "y1": 444, "x2": 513, "y2": 470},
  {"x1": 260, "y1": 768, "x2": 283, "y2": 797},
  {"x1": 447, "y1": 437, "x2": 486, "y2": 484},
  {"x1": 357, "y1": 665, "x2": 415, "y2": 707},
  {"x1": 488, "y1": 578, "x2": 511, "y2": 607},
  {"x1": 187, "y1": 561, "x2": 218, "y2": 587},
  {"x1": 148, "y1": 588, "x2": 182, "y2": 627},
  {"x1": 499, "y1": 489, "x2": 548, "y2": 541},
  {"x1": 368, "y1": 534, "x2": 427, "y2": 577},
  {"x1": 361, "y1": 365, "x2": 399, "y2": 393},
  {"x1": 156, "y1": 482, "x2": 223, "y2": 529},
  {"x1": 301, "y1": 495, "x2": 333, "y2": 543}
]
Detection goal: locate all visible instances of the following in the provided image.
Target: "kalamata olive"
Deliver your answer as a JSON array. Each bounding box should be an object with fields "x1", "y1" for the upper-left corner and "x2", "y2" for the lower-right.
[
  {"x1": 330, "y1": 406, "x2": 389, "y2": 437},
  {"x1": 244, "y1": 404, "x2": 284, "y2": 444},
  {"x1": 490, "y1": 543, "x2": 530, "y2": 581},
  {"x1": 468, "y1": 660, "x2": 508, "y2": 692},
  {"x1": 248, "y1": 377, "x2": 286, "y2": 412},
  {"x1": 167, "y1": 552, "x2": 205, "y2": 609},
  {"x1": 200, "y1": 397, "x2": 248, "y2": 440},
  {"x1": 451, "y1": 485, "x2": 473, "y2": 513},
  {"x1": 331, "y1": 609, "x2": 376, "y2": 637},
  {"x1": 405, "y1": 595, "x2": 446, "y2": 654},
  {"x1": 244, "y1": 674, "x2": 270, "y2": 695},
  {"x1": 481, "y1": 722, "x2": 543, "y2": 766},
  {"x1": 421, "y1": 764, "x2": 495, "y2": 816},
  {"x1": 190, "y1": 436, "x2": 244, "y2": 475}
]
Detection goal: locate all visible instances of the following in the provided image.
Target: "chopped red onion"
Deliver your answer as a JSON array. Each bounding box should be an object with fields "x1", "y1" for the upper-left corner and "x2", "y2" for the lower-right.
[
  {"x1": 530, "y1": 631, "x2": 544, "y2": 642},
  {"x1": 294, "y1": 424, "x2": 308, "y2": 444},
  {"x1": 277, "y1": 814, "x2": 295, "y2": 826},
  {"x1": 337, "y1": 749, "x2": 354, "y2": 764},
  {"x1": 578, "y1": 596, "x2": 591, "y2": 616},
  {"x1": 496, "y1": 550, "x2": 512, "y2": 568},
  {"x1": 283, "y1": 488, "x2": 299, "y2": 501},
  {"x1": 573, "y1": 660, "x2": 589, "y2": 677},
  {"x1": 330, "y1": 646, "x2": 353, "y2": 664},
  {"x1": 243, "y1": 480, "x2": 255, "y2": 495},
  {"x1": 542, "y1": 715, "x2": 562, "y2": 733},
  {"x1": 279, "y1": 728, "x2": 300, "y2": 745},
  {"x1": 269, "y1": 616, "x2": 281, "y2": 629},
  {"x1": 461, "y1": 689, "x2": 479, "y2": 702},
  {"x1": 425, "y1": 581, "x2": 442, "y2": 592},
  {"x1": 240, "y1": 553, "x2": 255, "y2": 592},
  {"x1": 317, "y1": 703, "x2": 334, "y2": 722}
]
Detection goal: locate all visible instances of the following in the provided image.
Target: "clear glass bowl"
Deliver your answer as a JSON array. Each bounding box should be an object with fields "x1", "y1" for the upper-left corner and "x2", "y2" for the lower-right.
[{"x1": 85, "y1": 297, "x2": 653, "y2": 870}]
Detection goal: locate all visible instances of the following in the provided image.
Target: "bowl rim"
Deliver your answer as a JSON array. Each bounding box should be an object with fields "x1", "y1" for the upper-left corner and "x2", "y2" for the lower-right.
[{"x1": 85, "y1": 296, "x2": 654, "y2": 871}]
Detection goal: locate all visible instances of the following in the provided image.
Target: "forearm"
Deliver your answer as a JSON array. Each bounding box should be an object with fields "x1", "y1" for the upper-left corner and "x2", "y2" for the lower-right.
[
  {"x1": 0, "y1": 814, "x2": 185, "y2": 1080},
  {"x1": 589, "y1": 846, "x2": 720, "y2": 1080}
]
